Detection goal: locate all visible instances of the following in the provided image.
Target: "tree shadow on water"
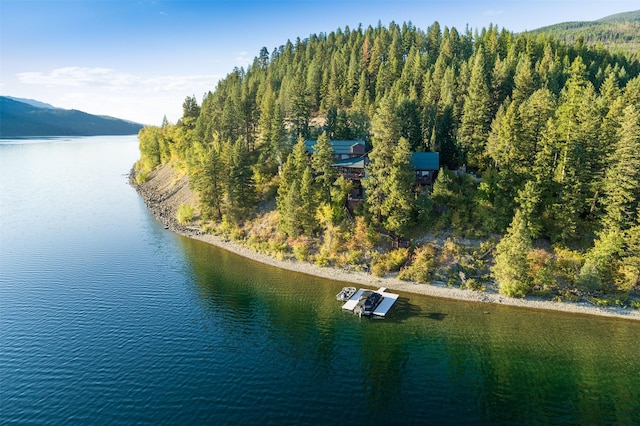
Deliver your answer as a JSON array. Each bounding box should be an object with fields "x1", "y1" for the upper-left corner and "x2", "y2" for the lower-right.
[{"x1": 383, "y1": 297, "x2": 448, "y2": 322}]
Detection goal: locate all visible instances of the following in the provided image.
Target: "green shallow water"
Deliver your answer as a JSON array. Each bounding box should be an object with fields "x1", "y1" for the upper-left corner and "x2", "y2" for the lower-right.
[{"x1": 1, "y1": 136, "x2": 639, "y2": 425}]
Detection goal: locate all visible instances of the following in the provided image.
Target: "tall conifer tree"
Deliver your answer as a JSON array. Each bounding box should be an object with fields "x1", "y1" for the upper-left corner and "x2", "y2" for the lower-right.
[
  {"x1": 311, "y1": 132, "x2": 337, "y2": 204},
  {"x1": 459, "y1": 47, "x2": 491, "y2": 170}
]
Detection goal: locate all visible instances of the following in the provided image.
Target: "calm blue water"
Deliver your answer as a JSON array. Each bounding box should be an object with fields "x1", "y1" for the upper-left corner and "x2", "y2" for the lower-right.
[{"x1": 1, "y1": 136, "x2": 639, "y2": 425}]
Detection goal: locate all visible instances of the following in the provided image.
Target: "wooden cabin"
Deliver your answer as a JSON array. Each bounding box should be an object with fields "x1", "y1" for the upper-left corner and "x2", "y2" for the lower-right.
[
  {"x1": 303, "y1": 141, "x2": 440, "y2": 211},
  {"x1": 332, "y1": 156, "x2": 367, "y2": 203},
  {"x1": 304, "y1": 139, "x2": 366, "y2": 160},
  {"x1": 411, "y1": 152, "x2": 440, "y2": 185}
]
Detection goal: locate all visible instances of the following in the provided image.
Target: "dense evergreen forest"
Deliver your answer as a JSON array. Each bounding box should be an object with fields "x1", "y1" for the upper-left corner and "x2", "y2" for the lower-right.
[{"x1": 136, "y1": 21, "x2": 640, "y2": 304}]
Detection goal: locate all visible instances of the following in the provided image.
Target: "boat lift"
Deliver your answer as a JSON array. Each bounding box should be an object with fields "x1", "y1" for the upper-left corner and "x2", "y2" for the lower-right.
[{"x1": 341, "y1": 287, "x2": 399, "y2": 317}]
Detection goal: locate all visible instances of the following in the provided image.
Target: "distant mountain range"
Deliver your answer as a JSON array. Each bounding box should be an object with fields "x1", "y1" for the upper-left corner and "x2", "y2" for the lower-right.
[
  {"x1": 529, "y1": 10, "x2": 640, "y2": 58},
  {"x1": 0, "y1": 96, "x2": 143, "y2": 138}
]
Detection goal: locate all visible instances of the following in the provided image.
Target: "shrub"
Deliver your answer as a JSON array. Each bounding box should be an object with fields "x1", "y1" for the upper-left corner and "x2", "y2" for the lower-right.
[
  {"x1": 371, "y1": 262, "x2": 387, "y2": 277},
  {"x1": 527, "y1": 249, "x2": 556, "y2": 294},
  {"x1": 371, "y1": 249, "x2": 409, "y2": 277},
  {"x1": 347, "y1": 217, "x2": 376, "y2": 252},
  {"x1": 553, "y1": 246, "x2": 584, "y2": 285},
  {"x1": 176, "y1": 203, "x2": 194, "y2": 225},
  {"x1": 577, "y1": 229, "x2": 624, "y2": 293},
  {"x1": 463, "y1": 278, "x2": 485, "y2": 291},
  {"x1": 398, "y1": 245, "x2": 438, "y2": 283},
  {"x1": 446, "y1": 273, "x2": 459, "y2": 287},
  {"x1": 292, "y1": 238, "x2": 312, "y2": 262},
  {"x1": 230, "y1": 227, "x2": 245, "y2": 241},
  {"x1": 387, "y1": 248, "x2": 409, "y2": 270},
  {"x1": 333, "y1": 248, "x2": 361, "y2": 268},
  {"x1": 135, "y1": 170, "x2": 149, "y2": 184},
  {"x1": 269, "y1": 239, "x2": 289, "y2": 258},
  {"x1": 440, "y1": 238, "x2": 461, "y2": 263},
  {"x1": 313, "y1": 250, "x2": 331, "y2": 267}
]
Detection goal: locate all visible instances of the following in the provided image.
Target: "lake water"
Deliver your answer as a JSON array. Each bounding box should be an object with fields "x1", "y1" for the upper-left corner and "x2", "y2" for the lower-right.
[{"x1": 1, "y1": 135, "x2": 639, "y2": 425}]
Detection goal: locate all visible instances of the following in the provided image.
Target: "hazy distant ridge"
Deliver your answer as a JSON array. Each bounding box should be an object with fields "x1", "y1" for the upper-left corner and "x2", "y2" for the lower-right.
[
  {"x1": 529, "y1": 10, "x2": 640, "y2": 57},
  {"x1": 4, "y1": 96, "x2": 58, "y2": 110},
  {"x1": 0, "y1": 97, "x2": 143, "y2": 138}
]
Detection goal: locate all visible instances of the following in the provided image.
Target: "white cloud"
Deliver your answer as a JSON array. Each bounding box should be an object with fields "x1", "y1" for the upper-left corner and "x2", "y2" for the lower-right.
[
  {"x1": 482, "y1": 10, "x2": 504, "y2": 17},
  {"x1": 235, "y1": 51, "x2": 250, "y2": 65},
  {"x1": 17, "y1": 67, "x2": 218, "y2": 93},
  {"x1": 14, "y1": 67, "x2": 221, "y2": 124}
]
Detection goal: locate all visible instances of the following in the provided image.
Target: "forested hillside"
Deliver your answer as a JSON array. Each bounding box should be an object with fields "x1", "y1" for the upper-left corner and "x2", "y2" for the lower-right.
[
  {"x1": 136, "y1": 21, "x2": 640, "y2": 303},
  {"x1": 0, "y1": 97, "x2": 143, "y2": 137},
  {"x1": 530, "y1": 10, "x2": 640, "y2": 59}
]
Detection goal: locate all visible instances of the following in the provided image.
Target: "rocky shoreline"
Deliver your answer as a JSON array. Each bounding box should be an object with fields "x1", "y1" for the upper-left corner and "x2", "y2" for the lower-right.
[{"x1": 130, "y1": 164, "x2": 640, "y2": 321}]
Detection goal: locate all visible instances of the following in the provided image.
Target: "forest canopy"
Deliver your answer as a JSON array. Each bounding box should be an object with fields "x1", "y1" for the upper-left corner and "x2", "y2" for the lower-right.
[{"x1": 136, "y1": 21, "x2": 640, "y2": 301}]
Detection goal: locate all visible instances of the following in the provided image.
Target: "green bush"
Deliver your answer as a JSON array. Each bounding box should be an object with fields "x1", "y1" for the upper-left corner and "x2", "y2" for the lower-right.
[
  {"x1": 370, "y1": 256, "x2": 387, "y2": 277},
  {"x1": 528, "y1": 248, "x2": 556, "y2": 293},
  {"x1": 398, "y1": 245, "x2": 438, "y2": 283},
  {"x1": 553, "y1": 246, "x2": 584, "y2": 285},
  {"x1": 463, "y1": 278, "x2": 485, "y2": 291},
  {"x1": 293, "y1": 243, "x2": 311, "y2": 261},
  {"x1": 269, "y1": 239, "x2": 290, "y2": 258},
  {"x1": 313, "y1": 250, "x2": 331, "y2": 267},
  {"x1": 176, "y1": 203, "x2": 193, "y2": 224},
  {"x1": 342, "y1": 249, "x2": 364, "y2": 266},
  {"x1": 136, "y1": 172, "x2": 148, "y2": 184},
  {"x1": 371, "y1": 249, "x2": 409, "y2": 277},
  {"x1": 446, "y1": 273, "x2": 459, "y2": 287}
]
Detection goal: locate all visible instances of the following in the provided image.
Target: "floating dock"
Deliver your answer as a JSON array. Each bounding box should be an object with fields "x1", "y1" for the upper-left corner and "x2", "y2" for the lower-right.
[{"x1": 341, "y1": 287, "x2": 399, "y2": 317}]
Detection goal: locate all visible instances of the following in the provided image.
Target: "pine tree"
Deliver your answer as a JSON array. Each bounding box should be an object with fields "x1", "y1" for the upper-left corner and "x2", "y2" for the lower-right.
[
  {"x1": 396, "y1": 97, "x2": 422, "y2": 151},
  {"x1": 364, "y1": 94, "x2": 401, "y2": 225},
  {"x1": 367, "y1": 35, "x2": 384, "y2": 82},
  {"x1": 325, "y1": 106, "x2": 338, "y2": 139},
  {"x1": 618, "y1": 222, "x2": 640, "y2": 292},
  {"x1": 600, "y1": 105, "x2": 640, "y2": 230},
  {"x1": 225, "y1": 138, "x2": 255, "y2": 222},
  {"x1": 288, "y1": 75, "x2": 311, "y2": 137},
  {"x1": 277, "y1": 137, "x2": 307, "y2": 205},
  {"x1": 492, "y1": 209, "x2": 533, "y2": 297},
  {"x1": 189, "y1": 140, "x2": 224, "y2": 220},
  {"x1": 435, "y1": 105, "x2": 460, "y2": 169},
  {"x1": 577, "y1": 227, "x2": 625, "y2": 292},
  {"x1": 270, "y1": 104, "x2": 286, "y2": 167},
  {"x1": 512, "y1": 53, "x2": 536, "y2": 105},
  {"x1": 458, "y1": 47, "x2": 492, "y2": 170},
  {"x1": 518, "y1": 88, "x2": 556, "y2": 170},
  {"x1": 515, "y1": 180, "x2": 543, "y2": 238},
  {"x1": 182, "y1": 95, "x2": 201, "y2": 128},
  {"x1": 548, "y1": 57, "x2": 601, "y2": 242},
  {"x1": 279, "y1": 180, "x2": 302, "y2": 237},
  {"x1": 277, "y1": 137, "x2": 316, "y2": 236},
  {"x1": 490, "y1": 55, "x2": 510, "y2": 114},
  {"x1": 487, "y1": 101, "x2": 520, "y2": 170},
  {"x1": 382, "y1": 137, "x2": 416, "y2": 237},
  {"x1": 299, "y1": 166, "x2": 320, "y2": 235},
  {"x1": 311, "y1": 131, "x2": 337, "y2": 204},
  {"x1": 258, "y1": 86, "x2": 276, "y2": 147}
]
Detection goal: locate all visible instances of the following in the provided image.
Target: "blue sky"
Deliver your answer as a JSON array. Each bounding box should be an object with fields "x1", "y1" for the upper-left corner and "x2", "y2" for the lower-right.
[{"x1": 1, "y1": 0, "x2": 638, "y2": 125}]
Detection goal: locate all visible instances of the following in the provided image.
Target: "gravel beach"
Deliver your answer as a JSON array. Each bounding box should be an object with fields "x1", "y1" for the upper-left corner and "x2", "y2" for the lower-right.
[{"x1": 131, "y1": 164, "x2": 640, "y2": 321}]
